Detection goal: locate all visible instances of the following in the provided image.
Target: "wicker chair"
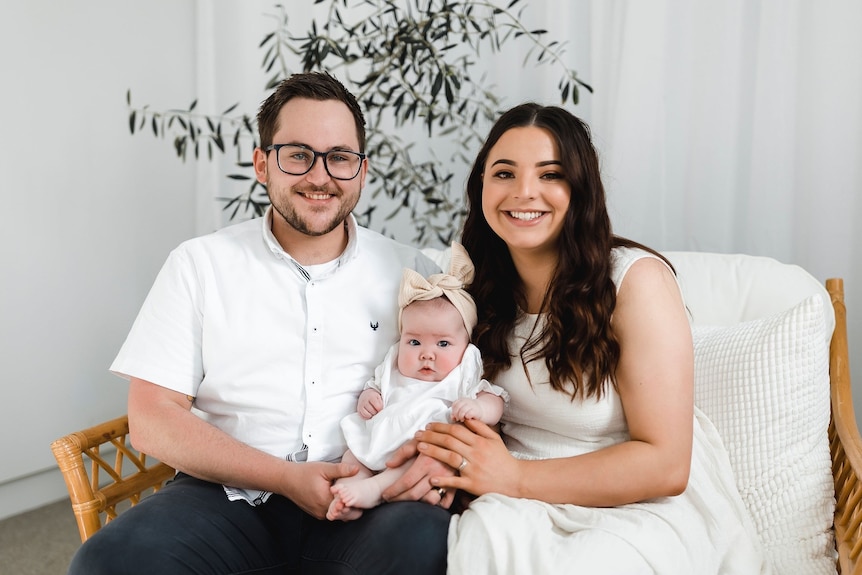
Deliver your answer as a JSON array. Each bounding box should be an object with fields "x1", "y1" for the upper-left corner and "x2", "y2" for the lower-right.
[
  {"x1": 50, "y1": 276, "x2": 862, "y2": 573},
  {"x1": 828, "y1": 278, "x2": 862, "y2": 574},
  {"x1": 49, "y1": 414, "x2": 175, "y2": 543}
]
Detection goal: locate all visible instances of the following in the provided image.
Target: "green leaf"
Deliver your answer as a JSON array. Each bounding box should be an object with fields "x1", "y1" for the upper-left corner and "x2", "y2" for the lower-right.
[
  {"x1": 431, "y1": 71, "x2": 443, "y2": 97},
  {"x1": 259, "y1": 31, "x2": 275, "y2": 48},
  {"x1": 222, "y1": 196, "x2": 239, "y2": 210},
  {"x1": 173, "y1": 136, "x2": 185, "y2": 158},
  {"x1": 393, "y1": 90, "x2": 405, "y2": 113}
]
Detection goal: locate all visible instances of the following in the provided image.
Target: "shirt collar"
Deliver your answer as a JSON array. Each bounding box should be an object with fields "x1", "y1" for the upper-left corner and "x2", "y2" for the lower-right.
[{"x1": 261, "y1": 206, "x2": 359, "y2": 267}]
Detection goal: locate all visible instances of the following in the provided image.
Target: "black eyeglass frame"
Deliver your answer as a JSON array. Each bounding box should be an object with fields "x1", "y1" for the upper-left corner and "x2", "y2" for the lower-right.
[{"x1": 264, "y1": 144, "x2": 366, "y2": 181}]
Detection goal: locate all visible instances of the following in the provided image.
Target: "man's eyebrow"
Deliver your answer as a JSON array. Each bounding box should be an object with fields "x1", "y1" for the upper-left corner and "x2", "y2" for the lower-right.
[{"x1": 279, "y1": 142, "x2": 359, "y2": 152}]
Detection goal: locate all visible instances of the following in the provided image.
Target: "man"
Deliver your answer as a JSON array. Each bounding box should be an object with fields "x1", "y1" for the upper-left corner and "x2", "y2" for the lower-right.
[{"x1": 69, "y1": 72, "x2": 451, "y2": 574}]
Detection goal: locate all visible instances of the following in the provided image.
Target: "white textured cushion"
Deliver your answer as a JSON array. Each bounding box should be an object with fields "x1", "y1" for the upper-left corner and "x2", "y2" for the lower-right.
[
  {"x1": 664, "y1": 251, "x2": 835, "y2": 345},
  {"x1": 692, "y1": 295, "x2": 836, "y2": 574}
]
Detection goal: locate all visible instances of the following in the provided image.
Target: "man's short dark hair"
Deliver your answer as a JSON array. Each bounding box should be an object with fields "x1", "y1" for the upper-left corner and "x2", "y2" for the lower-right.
[{"x1": 257, "y1": 71, "x2": 366, "y2": 151}]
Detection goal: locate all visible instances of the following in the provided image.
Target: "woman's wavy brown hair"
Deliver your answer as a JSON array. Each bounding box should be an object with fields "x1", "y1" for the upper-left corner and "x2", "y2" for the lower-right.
[{"x1": 461, "y1": 103, "x2": 670, "y2": 399}]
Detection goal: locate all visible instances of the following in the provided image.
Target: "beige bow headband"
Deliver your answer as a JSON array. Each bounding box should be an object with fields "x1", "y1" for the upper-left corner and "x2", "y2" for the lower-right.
[{"x1": 399, "y1": 242, "x2": 477, "y2": 335}]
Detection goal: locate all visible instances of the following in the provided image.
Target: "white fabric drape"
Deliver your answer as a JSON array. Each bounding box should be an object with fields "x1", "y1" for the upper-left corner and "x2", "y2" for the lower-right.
[
  {"x1": 588, "y1": 0, "x2": 862, "y2": 267},
  {"x1": 582, "y1": 0, "x2": 862, "y2": 408}
]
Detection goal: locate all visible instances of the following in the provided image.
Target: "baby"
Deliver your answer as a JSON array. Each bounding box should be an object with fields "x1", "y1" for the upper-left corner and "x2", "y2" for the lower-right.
[{"x1": 327, "y1": 243, "x2": 507, "y2": 521}]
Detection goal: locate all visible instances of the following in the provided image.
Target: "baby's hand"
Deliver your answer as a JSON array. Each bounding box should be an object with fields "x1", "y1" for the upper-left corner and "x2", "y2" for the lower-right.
[
  {"x1": 451, "y1": 398, "x2": 483, "y2": 422},
  {"x1": 357, "y1": 389, "x2": 384, "y2": 419}
]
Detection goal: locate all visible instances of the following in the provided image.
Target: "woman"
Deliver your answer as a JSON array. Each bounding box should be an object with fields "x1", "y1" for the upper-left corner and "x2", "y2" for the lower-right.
[{"x1": 415, "y1": 104, "x2": 769, "y2": 574}]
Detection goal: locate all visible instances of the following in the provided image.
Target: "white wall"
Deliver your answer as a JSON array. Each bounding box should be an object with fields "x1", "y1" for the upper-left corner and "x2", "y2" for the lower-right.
[{"x1": 0, "y1": 1, "x2": 199, "y2": 519}]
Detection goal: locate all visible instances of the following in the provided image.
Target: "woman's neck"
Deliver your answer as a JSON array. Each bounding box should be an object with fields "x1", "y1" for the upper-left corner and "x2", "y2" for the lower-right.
[{"x1": 509, "y1": 249, "x2": 557, "y2": 314}]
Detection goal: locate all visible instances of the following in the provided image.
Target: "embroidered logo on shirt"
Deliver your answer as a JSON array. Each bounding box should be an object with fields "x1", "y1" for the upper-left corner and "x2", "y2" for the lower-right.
[{"x1": 370, "y1": 321, "x2": 379, "y2": 331}]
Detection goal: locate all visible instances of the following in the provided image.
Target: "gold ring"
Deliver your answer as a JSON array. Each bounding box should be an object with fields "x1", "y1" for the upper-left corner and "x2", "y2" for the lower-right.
[
  {"x1": 434, "y1": 486, "x2": 447, "y2": 497},
  {"x1": 458, "y1": 457, "x2": 468, "y2": 471}
]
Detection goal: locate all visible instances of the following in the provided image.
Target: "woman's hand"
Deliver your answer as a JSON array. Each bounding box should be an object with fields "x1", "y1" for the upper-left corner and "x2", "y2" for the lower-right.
[
  {"x1": 416, "y1": 419, "x2": 523, "y2": 498},
  {"x1": 380, "y1": 440, "x2": 457, "y2": 508}
]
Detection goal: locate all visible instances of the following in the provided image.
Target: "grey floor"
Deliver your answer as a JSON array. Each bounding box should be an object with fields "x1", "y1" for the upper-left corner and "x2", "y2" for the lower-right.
[{"x1": 0, "y1": 499, "x2": 81, "y2": 575}]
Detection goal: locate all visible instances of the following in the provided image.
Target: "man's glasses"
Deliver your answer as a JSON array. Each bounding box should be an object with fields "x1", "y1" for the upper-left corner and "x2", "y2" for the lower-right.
[{"x1": 265, "y1": 144, "x2": 366, "y2": 181}]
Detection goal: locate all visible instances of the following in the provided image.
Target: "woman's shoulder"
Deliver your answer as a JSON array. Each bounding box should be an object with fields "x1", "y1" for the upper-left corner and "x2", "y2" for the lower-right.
[{"x1": 610, "y1": 246, "x2": 672, "y2": 293}]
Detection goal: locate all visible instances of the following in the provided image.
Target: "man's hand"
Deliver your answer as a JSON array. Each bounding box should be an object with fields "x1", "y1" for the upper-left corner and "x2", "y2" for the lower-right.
[
  {"x1": 284, "y1": 461, "x2": 358, "y2": 519},
  {"x1": 380, "y1": 440, "x2": 456, "y2": 508}
]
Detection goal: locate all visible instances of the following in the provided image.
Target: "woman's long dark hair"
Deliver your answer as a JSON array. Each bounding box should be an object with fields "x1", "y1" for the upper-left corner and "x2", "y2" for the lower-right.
[{"x1": 462, "y1": 103, "x2": 670, "y2": 399}]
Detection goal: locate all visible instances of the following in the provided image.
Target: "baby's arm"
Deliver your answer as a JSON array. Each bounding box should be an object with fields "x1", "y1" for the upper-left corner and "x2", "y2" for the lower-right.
[
  {"x1": 451, "y1": 391, "x2": 505, "y2": 425},
  {"x1": 357, "y1": 388, "x2": 384, "y2": 419}
]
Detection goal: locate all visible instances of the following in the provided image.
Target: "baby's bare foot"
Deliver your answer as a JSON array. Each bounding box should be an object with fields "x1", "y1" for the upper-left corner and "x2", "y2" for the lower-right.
[
  {"x1": 327, "y1": 494, "x2": 364, "y2": 522},
  {"x1": 332, "y1": 480, "x2": 383, "y2": 509}
]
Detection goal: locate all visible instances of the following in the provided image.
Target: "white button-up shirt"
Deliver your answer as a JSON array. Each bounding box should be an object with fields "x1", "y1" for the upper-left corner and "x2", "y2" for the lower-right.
[{"x1": 111, "y1": 208, "x2": 438, "y2": 465}]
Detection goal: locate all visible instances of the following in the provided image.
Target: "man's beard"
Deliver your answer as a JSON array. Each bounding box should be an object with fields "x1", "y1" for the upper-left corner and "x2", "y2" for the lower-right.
[{"x1": 268, "y1": 183, "x2": 359, "y2": 237}]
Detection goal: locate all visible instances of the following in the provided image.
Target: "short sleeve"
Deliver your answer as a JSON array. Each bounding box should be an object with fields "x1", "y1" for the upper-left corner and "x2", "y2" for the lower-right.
[{"x1": 110, "y1": 246, "x2": 204, "y2": 396}]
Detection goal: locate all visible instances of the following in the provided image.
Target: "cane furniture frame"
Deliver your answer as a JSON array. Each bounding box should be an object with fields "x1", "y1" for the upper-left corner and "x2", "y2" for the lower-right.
[{"x1": 50, "y1": 414, "x2": 175, "y2": 542}]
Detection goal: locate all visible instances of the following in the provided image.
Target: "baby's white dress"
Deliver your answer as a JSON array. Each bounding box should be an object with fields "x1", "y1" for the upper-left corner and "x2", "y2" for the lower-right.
[
  {"x1": 341, "y1": 342, "x2": 507, "y2": 471},
  {"x1": 447, "y1": 247, "x2": 771, "y2": 574}
]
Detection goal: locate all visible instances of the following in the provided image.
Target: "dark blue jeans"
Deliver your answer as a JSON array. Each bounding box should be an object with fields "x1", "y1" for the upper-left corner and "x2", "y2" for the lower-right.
[{"x1": 67, "y1": 473, "x2": 449, "y2": 574}]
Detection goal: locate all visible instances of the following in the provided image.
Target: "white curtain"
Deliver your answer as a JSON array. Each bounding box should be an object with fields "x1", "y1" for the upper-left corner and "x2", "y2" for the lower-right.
[
  {"x1": 580, "y1": 0, "x2": 862, "y2": 408},
  {"x1": 193, "y1": 0, "x2": 862, "y2": 405},
  {"x1": 587, "y1": 0, "x2": 862, "y2": 268}
]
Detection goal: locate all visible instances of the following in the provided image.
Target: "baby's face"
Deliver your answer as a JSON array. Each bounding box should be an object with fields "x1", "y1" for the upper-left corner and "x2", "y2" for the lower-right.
[{"x1": 397, "y1": 301, "x2": 470, "y2": 382}]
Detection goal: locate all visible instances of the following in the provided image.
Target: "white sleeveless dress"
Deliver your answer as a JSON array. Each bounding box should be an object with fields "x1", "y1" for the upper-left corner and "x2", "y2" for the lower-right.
[{"x1": 447, "y1": 247, "x2": 770, "y2": 575}]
